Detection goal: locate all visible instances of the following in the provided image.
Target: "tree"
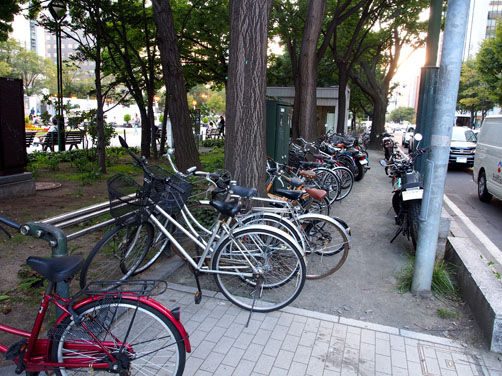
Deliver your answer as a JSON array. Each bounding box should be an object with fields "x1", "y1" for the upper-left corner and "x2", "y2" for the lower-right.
[
  {"x1": 225, "y1": 0, "x2": 272, "y2": 192},
  {"x1": 476, "y1": 21, "x2": 502, "y2": 107},
  {"x1": 457, "y1": 59, "x2": 494, "y2": 124},
  {"x1": 0, "y1": 0, "x2": 20, "y2": 42},
  {"x1": 0, "y1": 38, "x2": 54, "y2": 95},
  {"x1": 388, "y1": 106, "x2": 415, "y2": 123},
  {"x1": 350, "y1": 1, "x2": 428, "y2": 147},
  {"x1": 152, "y1": 0, "x2": 201, "y2": 171}
]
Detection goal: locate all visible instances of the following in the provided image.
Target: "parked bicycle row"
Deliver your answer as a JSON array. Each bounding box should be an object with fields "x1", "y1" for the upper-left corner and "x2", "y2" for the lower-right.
[{"x1": 0, "y1": 132, "x2": 365, "y2": 374}]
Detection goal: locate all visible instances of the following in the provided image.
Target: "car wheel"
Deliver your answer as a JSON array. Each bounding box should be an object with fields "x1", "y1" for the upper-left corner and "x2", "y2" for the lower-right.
[{"x1": 478, "y1": 170, "x2": 492, "y2": 203}]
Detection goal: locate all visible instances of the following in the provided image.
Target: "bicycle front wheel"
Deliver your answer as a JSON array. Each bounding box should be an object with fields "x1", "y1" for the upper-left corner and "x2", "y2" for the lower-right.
[
  {"x1": 298, "y1": 214, "x2": 350, "y2": 279},
  {"x1": 211, "y1": 225, "x2": 306, "y2": 312},
  {"x1": 80, "y1": 221, "x2": 153, "y2": 289},
  {"x1": 51, "y1": 298, "x2": 186, "y2": 375}
]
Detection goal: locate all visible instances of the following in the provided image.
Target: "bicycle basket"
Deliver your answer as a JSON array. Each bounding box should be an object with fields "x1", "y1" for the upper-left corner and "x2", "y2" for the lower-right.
[
  {"x1": 159, "y1": 173, "x2": 194, "y2": 216},
  {"x1": 147, "y1": 165, "x2": 172, "y2": 203},
  {"x1": 107, "y1": 174, "x2": 143, "y2": 218}
]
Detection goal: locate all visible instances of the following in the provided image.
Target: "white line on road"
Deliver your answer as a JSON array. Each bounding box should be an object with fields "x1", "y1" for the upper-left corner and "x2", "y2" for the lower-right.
[{"x1": 444, "y1": 194, "x2": 502, "y2": 262}]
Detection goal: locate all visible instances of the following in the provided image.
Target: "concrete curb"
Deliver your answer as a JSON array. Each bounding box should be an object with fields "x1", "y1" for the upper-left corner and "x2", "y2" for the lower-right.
[{"x1": 446, "y1": 236, "x2": 502, "y2": 352}]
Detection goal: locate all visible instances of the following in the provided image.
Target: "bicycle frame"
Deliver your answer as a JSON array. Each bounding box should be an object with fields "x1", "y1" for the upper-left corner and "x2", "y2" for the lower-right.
[
  {"x1": 0, "y1": 283, "x2": 190, "y2": 372},
  {"x1": 147, "y1": 202, "x2": 262, "y2": 277}
]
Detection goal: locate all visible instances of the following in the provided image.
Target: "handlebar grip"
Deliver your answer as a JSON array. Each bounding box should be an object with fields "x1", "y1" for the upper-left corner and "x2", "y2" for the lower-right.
[{"x1": 0, "y1": 215, "x2": 21, "y2": 230}]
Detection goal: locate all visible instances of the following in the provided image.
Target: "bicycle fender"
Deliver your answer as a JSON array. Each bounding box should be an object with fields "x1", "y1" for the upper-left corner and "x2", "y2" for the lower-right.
[
  {"x1": 55, "y1": 295, "x2": 191, "y2": 353},
  {"x1": 297, "y1": 213, "x2": 352, "y2": 244}
]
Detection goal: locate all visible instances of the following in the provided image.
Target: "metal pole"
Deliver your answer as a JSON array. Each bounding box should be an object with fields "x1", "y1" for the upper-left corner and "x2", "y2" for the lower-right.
[
  {"x1": 56, "y1": 22, "x2": 65, "y2": 151},
  {"x1": 411, "y1": 0, "x2": 471, "y2": 295}
]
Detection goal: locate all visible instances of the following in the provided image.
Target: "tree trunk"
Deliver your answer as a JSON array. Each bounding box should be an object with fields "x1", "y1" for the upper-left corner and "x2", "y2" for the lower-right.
[
  {"x1": 336, "y1": 71, "x2": 349, "y2": 134},
  {"x1": 369, "y1": 96, "x2": 387, "y2": 148},
  {"x1": 152, "y1": 0, "x2": 201, "y2": 171},
  {"x1": 225, "y1": 0, "x2": 272, "y2": 194},
  {"x1": 94, "y1": 9, "x2": 106, "y2": 174},
  {"x1": 160, "y1": 100, "x2": 168, "y2": 155},
  {"x1": 297, "y1": 0, "x2": 326, "y2": 141}
]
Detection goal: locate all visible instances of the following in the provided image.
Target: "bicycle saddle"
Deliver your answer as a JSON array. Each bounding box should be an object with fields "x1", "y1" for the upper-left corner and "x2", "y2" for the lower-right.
[
  {"x1": 274, "y1": 189, "x2": 303, "y2": 201},
  {"x1": 210, "y1": 199, "x2": 241, "y2": 218},
  {"x1": 299, "y1": 161, "x2": 321, "y2": 169},
  {"x1": 304, "y1": 188, "x2": 327, "y2": 201},
  {"x1": 230, "y1": 185, "x2": 257, "y2": 198},
  {"x1": 27, "y1": 255, "x2": 84, "y2": 283}
]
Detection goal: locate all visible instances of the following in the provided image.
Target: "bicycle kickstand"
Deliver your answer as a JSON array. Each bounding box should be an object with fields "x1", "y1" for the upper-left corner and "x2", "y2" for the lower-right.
[
  {"x1": 390, "y1": 226, "x2": 403, "y2": 243},
  {"x1": 190, "y1": 266, "x2": 203, "y2": 304},
  {"x1": 246, "y1": 275, "x2": 264, "y2": 328}
]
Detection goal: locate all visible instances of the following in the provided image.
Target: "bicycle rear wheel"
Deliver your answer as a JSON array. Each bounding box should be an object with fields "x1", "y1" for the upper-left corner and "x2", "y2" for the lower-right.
[
  {"x1": 332, "y1": 166, "x2": 354, "y2": 201},
  {"x1": 80, "y1": 221, "x2": 153, "y2": 289},
  {"x1": 50, "y1": 298, "x2": 186, "y2": 375},
  {"x1": 298, "y1": 214, "x2": 350, "y2": 279},
  {"x1": 313, "y1": 167, "x2": 341, "y2": 203},
  {"x1": 212, "y1": 225, "x2": 306, "y2": 312}
]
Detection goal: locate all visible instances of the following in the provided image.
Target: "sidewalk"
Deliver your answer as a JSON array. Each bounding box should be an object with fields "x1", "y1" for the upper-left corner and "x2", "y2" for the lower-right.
[
  {"x1": 157, "y1": 283, "x2": 502, "y2": 375},
  {"x1": 1, "y1": 282, "x2": 500, "y2": 376}
]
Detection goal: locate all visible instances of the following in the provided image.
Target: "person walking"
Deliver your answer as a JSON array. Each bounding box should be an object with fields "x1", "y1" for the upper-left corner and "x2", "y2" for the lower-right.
[{"x1": 217, "y1": 116, "x2": 225, "y2": 137}]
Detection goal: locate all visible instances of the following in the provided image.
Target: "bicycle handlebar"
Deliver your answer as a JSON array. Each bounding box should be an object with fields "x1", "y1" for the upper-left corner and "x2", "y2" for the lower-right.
[{"x1": 0, "y1": 215, "x2": 21, "y2": 230}]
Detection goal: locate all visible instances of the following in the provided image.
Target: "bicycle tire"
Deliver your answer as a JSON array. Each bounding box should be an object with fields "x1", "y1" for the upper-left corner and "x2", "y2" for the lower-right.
[
  {"x1": 237, "y1": 212, "x2": 306, "y2": 251},
  {"x1": 297, "y1": 214, "x2": 350, "y2": 279},
  {"x1": 305, "y1": 196, "x2": 330, "y2": 216},
  {"x1": 50, "y1": 298, "x2": 186, "y2": 375},
  {"x1": 332, "y1": 166, "x2": 354, "y2": 201},
  {"x1": 79, "y1": 221, "x2": 153, "y2": 289},
  {"x1": 132, "y1": 217, "x2": 175, "y2": 275},
  {"x1": 211, "y1": 225, "x2": 306, "y2": 312},
  {"x1": 312, "y1": 167, "x2": 341, "y2": 203}
]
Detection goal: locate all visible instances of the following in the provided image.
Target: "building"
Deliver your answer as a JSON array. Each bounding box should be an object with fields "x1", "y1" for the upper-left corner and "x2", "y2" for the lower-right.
[{"x1": 464, "y1": 0, "x2": 502, "y2": 60}]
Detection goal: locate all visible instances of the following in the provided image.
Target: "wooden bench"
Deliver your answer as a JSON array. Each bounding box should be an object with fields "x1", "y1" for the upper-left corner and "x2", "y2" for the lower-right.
[
  {"x1": 206, "y1": 128, "x2": 222, "y2": 140},
  {"x1": 41, "y1": 130, "x2": 85, "y2": 152},
  {"x1": 65, "y1": 130, "x2": 85, "y2": 150},
  {"x1": 25, "y1": 132, "x2": 36, "y2": 147}
]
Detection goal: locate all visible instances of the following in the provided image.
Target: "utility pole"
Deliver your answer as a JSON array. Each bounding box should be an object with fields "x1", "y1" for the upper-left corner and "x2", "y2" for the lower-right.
[
  {"x1": 413, "y1": 0, "x2": 442, "y2": 175},
  {"x1": 411, "y1": 0, "x2": 471, "y2": 295}
]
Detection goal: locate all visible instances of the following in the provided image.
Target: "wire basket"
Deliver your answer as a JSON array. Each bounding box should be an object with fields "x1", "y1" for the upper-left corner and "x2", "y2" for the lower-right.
[
  {"x1": 159, "y1": 173, "x2": 194, "y2": 216},
  {"x1": 107, "y1": 174, "x2": 143, "y2": 218}
]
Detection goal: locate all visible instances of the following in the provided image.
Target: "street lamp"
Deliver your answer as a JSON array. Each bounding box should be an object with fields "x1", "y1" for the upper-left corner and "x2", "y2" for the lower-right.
[
  {"x1": 192, "y1": 99, "x2": 198, "y2": 110},
  {"x1": 48, "y1": 0, "x2": 66, "y2": 151}
]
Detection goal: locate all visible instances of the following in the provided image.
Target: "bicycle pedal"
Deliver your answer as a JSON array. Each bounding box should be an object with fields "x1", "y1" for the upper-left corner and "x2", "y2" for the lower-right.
[
  {"x1": 194, "y1": 291, "x2": 202, "y2": 304},
  {"x1": 5, "y1": 339, "x2": 27, "y2": 360}
]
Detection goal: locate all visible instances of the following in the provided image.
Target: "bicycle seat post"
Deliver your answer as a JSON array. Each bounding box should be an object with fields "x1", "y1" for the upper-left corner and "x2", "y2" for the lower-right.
[{"x1": 22, "y1": 222, "x2": 69, "y2": 317}]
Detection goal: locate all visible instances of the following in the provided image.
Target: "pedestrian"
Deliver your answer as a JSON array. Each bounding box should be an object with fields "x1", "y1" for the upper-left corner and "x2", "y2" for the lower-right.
[
  {"x1": 217, "y1": 116, "x2": 225, "y2": 136},
  {"x1": 134, "y1": 114, "x2": 139, "y2": 134}
]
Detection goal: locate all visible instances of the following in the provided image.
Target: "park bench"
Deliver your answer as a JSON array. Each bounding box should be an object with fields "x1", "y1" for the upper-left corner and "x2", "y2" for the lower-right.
[
  {"x1": 206, "y1": 128, "x2": 222, "y2": 140},
  {"x1": 65, "y1": 130, "x2": 85, "y2": 150},
  {"x1": 25, "y1": 132, "x2": 36, "y2": 147},
  {"x1": 41, "y1": 130, "x2": 85, "y2": 152}
]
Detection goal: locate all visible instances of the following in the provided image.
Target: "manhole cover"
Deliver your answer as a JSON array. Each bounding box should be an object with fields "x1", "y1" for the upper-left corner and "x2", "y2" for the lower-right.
[{"x1": 36, "y1": 182, "x2": 62, "y2": 191}]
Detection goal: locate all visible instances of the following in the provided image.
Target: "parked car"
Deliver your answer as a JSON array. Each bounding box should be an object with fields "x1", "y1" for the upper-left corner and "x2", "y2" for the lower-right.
[
  {"x1": 472, "y1": 115, "x2": 502, "y2": 202},
  {"x1": 401, "y1": 126, "x2": 415, "y2": 148},
  {"x1": 448, "y1": 126, "x2": 477, "y2": 167}
]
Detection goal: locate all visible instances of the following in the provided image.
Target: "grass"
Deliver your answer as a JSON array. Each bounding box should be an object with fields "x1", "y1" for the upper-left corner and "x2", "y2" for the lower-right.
[
  {"x1": 397, "y1": 256, "x2": 458, "y2": 299},
  {"x1": 437, "y1": 308, "x2": 460, "y2": 319}
]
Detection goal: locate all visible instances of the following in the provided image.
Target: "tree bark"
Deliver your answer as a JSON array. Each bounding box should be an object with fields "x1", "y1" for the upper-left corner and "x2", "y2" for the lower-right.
[
  {"x1": 225, "y1": 0, "x2": 272, "y2": 194},
  {"x1": 152, "y1": 0, "x2": 201, "y2": 171},
  {"x1": 297, "y1": 0, "x2": 326, "y2": 141},
  {"x1": 94, "y1": 6, "x2": 106, "y2": 173}
]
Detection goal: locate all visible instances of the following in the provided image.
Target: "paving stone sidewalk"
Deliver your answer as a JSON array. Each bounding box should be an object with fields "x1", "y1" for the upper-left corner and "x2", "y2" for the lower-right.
[{"x1": 158, "y1": 283, "x2": 502, "y2": 376}]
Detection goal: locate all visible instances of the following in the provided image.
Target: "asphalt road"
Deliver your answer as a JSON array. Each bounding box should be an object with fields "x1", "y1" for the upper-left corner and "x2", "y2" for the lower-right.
[{"x1": 444, "y1": 165, "x2": 502, "y2": 273}]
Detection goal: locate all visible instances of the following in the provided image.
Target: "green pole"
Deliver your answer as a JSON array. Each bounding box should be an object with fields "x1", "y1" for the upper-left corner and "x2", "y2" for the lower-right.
[{"x1": 413, "y1": 0, "x2": 443, "y2": 176}]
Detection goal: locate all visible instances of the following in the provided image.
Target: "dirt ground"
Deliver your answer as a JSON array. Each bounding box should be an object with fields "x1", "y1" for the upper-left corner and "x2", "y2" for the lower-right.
[{"x1": 0, "y1": 177, "x2": 110, "y2": 364}]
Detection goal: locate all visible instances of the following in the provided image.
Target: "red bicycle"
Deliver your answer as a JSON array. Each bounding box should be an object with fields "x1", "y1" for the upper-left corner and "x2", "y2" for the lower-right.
[{"x1": 0, "y1": 215, "x2": 190, "y2": 375}]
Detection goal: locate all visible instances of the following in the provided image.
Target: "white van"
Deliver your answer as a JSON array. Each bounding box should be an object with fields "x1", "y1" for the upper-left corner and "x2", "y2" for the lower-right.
[{"x1": 473, "y1": 115, "x2": 502, "y2": 202}]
